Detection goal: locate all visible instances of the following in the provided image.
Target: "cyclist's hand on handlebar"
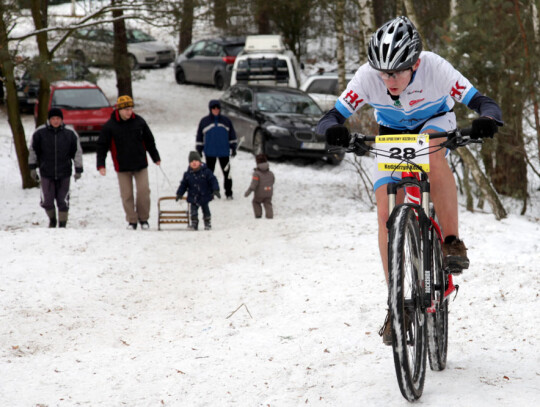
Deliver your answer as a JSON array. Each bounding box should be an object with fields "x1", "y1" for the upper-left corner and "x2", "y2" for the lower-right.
[
  {"x1": 471, "y1": 117, "x2": 498, "y2": 139},
  {"x1": 325, "y1": 125, "x2": 350, "y2": 147}
]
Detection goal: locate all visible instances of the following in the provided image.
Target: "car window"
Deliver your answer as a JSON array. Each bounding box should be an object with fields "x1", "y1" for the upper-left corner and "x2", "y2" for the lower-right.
[
  {"x1": 127, "y1": 29, "x2": 155, "y2": 43},
  {"x1": 203, "y1": 42, "x2": 221, "y2": 57},
  {"x1": 94, "y1": 29, "x2": 114, "y2": 44},
  {"x1": 223, "y1": 87, "x2": 246, "y2": 108},
  {"x1": 306, "y1": 78, "x2": 338, "y2": 95},
  {"x1": 255, "y1": 91, "x2": 322, "y2": 115},
  {"x1": 223, "y1": 44, "x2": 244, "y2": 56},
  {"x1": 190, "y1": 41, "x2": 206, "y2": 57},
  {"x1": 236, "y1": 57, "x2": 289, "y2": 82},
  {"x1": 52, "y1": 88, "x2": 110, "y2": 109}
]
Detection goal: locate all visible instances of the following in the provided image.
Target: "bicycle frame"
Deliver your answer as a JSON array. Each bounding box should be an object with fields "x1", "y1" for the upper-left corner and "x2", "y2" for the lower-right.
[{"x1": 387, "y1": 170, "x2": 457, "y2": 313}]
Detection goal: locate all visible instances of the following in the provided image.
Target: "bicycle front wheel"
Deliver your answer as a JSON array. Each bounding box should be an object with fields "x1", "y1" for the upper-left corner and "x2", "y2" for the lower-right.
[
  {"x1": 427, "y1": 224, "x2": 449, "y2": 371},
  {"x1": 388, "y1": 205, "x2": 427, "y2": 401}
]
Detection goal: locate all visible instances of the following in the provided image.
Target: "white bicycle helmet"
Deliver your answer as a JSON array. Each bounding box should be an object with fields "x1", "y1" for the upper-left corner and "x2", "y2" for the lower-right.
[{"x1": 367, "y1": 16, "x2": 422, "y2": 71}]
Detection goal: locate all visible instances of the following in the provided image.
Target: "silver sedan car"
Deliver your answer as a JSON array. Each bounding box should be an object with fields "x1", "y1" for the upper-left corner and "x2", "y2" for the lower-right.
[{"x1": 67, "y1": 28, "x2": 175, "y2": 69}]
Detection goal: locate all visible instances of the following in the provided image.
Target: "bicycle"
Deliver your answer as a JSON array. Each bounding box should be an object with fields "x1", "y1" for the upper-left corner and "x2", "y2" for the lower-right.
[{"x1": 332, "y1": 128, "x2": 482, "y2": 401}]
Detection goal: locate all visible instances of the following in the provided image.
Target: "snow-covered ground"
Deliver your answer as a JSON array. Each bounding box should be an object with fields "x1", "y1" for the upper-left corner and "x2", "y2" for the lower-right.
[
  {"x1": 1, "y1": 65, "x2": 539, "y2": 407},
  {"x1": 1, "y1": 4, "x2": 540, "y2": 406}
]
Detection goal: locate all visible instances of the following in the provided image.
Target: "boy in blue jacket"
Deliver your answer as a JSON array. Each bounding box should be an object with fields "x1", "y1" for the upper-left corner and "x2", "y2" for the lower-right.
[
  {"x1": 196, "y1": 100, "x2": 237, "y2": 199},
  {"x1": 176, "y1": 151, "x2": 220, "y2": 230}
]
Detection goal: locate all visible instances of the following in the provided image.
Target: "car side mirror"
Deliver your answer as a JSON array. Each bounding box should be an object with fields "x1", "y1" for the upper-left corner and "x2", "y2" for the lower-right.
[
  {"x1": 186, "y1": 51, "x2": 194, "y2": 58},
  {"x1": 239, "y1": 103, "x2": 251, "y2": 114}
]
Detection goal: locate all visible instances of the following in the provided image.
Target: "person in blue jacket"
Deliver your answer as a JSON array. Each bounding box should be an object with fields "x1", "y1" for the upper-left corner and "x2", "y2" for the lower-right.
[
  {"x1": 196, "y1": 100, "x2": 237, "y2": 199},
  {"x1": 176, "y1": 151, "x2": 220, "y2": 230}
]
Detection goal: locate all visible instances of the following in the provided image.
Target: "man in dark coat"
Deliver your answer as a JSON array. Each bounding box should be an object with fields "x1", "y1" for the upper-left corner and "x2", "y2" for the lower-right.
[
  {"x1": 176, "y1": 151, "x2": 220, "y2": 231},
  {"x1": 29, "y1": 107, "x2": 83, "y2": 228},
  {"x1": 96, "y1": 95, "x2": 161, "y2": 230},
  {"x1": 196, "y1": 99, "x2": 237, "y2": 199}
]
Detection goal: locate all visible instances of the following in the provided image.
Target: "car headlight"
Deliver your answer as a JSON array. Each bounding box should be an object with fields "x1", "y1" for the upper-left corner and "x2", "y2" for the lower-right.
[{"x1": 266, "y1": 125, "x2": 290, "y2": 137}]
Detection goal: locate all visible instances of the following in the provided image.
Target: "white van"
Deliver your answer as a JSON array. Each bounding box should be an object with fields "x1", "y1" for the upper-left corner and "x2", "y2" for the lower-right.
[{"x1": 230, "y1": 35, "x2": 302, "y2": 88}]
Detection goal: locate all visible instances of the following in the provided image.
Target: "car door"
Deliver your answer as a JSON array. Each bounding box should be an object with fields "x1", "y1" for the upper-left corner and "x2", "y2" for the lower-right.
[
  {"x1": 221, "y1": 86, "x2": 255, "y2": 149},
  {"x1": 182, "y1": 40, "x2": 206, "y2": 83},
  {"x1": 199, "y1": 41, "x2": 222, "y2": 85}
]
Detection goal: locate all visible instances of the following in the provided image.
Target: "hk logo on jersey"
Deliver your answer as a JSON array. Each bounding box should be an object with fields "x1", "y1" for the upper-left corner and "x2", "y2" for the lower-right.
[
  {"x1": 344, "y1": 90, "x2": 364, "y2": 109},
  {"x1": 450, "y1": 81, "x2": 466, "y2": 100}
]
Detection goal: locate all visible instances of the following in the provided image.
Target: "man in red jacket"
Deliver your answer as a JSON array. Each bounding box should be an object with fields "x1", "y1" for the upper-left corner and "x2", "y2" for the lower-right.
[{"x1": 97, "y1": 95, "x2": 161, "y2": 230}]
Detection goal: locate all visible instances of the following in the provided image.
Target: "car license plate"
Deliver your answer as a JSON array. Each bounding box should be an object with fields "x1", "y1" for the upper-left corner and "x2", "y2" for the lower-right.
[
  {"x1": 301, "y1": 142, "x2": 326, "y2": 150},
  {"x1": 81, "y1": 135, "x2": 99, "y2": 142}
]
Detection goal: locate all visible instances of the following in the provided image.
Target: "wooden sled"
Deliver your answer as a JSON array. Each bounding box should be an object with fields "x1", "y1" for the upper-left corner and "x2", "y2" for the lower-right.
[{"x1": 157, "y1": 196, "x2": 190, "y2": 230}]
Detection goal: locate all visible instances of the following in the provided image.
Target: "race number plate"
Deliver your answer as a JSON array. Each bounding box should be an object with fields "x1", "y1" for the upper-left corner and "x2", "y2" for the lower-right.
[{"x1": 375, "y1": 134, "x2": 430, "y2": 172}]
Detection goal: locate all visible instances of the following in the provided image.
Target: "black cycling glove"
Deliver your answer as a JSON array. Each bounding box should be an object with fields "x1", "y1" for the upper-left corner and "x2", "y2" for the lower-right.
[
  {"x1": 471, "y1": 117, "x2": 498, "y2": 139},
  {"x1": 325, "y1": 125, "x2": 350, "y2": 147}
]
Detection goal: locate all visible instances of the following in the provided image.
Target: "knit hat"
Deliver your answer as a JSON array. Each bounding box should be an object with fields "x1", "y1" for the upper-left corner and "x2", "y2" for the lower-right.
[
  {"x1": 48, "y1": 107, "x2": 63, "y2": 120},
  {"x1": 189, "y1": 151, "x2": 202, "y2": 163},
  {"x1": 116, "y1": 95, "x2": 134, "y2": 110},
  {"x1": 209, "y1": 99, "x2": 221, "y2": 110},
  {"x1": 256, "y1": 154, "x2": 267, "y2": 164}
]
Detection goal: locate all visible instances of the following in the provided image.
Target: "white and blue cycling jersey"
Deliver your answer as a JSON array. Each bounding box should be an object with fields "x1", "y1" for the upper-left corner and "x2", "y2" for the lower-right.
[{"x1": 334, "y1": 51, "x2": 476, "y2": 130}]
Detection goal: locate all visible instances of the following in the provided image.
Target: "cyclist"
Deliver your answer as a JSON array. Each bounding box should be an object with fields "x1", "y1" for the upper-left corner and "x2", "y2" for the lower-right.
[{"x1": 316, "y1": 16, "x2": 503, "y2": 344}]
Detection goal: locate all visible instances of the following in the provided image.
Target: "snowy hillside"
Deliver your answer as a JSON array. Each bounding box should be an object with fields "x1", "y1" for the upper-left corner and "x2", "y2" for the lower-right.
[{"x1": 1, "y1": 3, "x2": 540, "y2": 406}]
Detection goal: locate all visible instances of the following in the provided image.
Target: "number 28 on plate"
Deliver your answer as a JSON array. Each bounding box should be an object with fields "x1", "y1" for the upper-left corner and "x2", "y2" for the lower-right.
[{"x1": 375, "y1": 134, "x2": 430, "y2": 173}]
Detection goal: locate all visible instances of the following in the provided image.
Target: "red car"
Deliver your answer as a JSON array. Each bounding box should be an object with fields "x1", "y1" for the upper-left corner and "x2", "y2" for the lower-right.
[{"x1": 35, "y1": 80, "x2": 113, "y2": 147}]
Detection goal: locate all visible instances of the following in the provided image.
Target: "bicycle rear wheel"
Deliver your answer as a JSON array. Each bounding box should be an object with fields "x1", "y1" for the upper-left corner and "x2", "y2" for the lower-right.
[
  {"x1": 388, "y1": 205, "x2": 427, "y2": 401},
  {"x1": 427, "y1": 224, "x2": 449, "y2": 371}
]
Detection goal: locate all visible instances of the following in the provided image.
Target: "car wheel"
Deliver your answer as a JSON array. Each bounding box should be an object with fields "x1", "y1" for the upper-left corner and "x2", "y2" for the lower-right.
[
  {"x1": 214, "y1": 72, "x2": 225, "y2": 90},
  {"x1": 253, "y1": 130, "x2": 265, "y2": 156},
  {"x1": 175, "y1": 68, "x2": 186, "y2": 84},
  {"x1": 74, "y1": 50, "x2": 86, "y2": 64},
  {"x1": 128, "y1": 54, "x2": 138, "y2": 70}
]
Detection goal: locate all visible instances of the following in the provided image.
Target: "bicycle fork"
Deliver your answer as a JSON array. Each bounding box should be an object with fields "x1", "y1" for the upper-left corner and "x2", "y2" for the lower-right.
[{"x1": 387, "y1": 175, "x2": 432, "y2": 309}]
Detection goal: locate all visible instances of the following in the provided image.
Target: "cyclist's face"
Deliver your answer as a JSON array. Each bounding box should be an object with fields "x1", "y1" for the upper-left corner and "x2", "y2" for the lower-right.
[{"x1": 380, "y1": 59, "x2": 420, "y2": 96}]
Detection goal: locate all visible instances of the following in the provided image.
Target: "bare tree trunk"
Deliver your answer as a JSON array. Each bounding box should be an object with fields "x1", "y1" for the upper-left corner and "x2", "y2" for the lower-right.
[
  {"x1": 255, "y1": 0, "x2": 271, "y2": 34},
  {"x1": 31, "y1": 0, "x2": 52, "y2": 127},
  {"x1": 514, "y1": 0, "x2": 540, "y2": 162},
  {"x1": 336, "y1": 0, "x2": 346, "y2": 92},
  {"x1": 213, "y1": 0, "x2": 227, "y2": 31},
  {"x1": 179, "y1": 0, "x2": 194, "y2": 53},
  {"x1": 455, "y1": 147, "x2": 507, "y2": 220},
  {"x1": 112, "y1": 1, "x2": 132, "y2": 98},
  {"x1": 0, "y1": 3, "x2": 36, "y2": 189},
  {"x1": 356, "y1": 0, "x2": 374, "y2": 63}
]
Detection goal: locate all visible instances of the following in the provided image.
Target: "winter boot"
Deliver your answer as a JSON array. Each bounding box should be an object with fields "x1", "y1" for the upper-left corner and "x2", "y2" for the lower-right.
[
  {"x1": 139, "y1": 220, "x2": 150, "y2": 230},
  {"x1": 127, "y1": 223, "x2": 138, "y2": 230},
  {"x1": 46, "y1": 209, "x2": 57, "y2": 228},
  {"x1": 204, "y1": 217, "x2": 211, "y2": 230},
  {"x1": 442, "y1": 236, "x2": 469, "y2": 274},
  {"x1": 188, "y1": 219, "x2": 199, "y2": 231},
  {"x1": 58, "y1": 211, "x2": 68, "y2": 228},
  {"x1": 379, "y1": 310, "x2": 392, "y2": 346}
]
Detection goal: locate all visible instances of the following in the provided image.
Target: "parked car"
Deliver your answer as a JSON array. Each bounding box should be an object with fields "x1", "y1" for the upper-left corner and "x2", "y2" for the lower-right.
[
  {"x1": 16, "y1": 58, "x2": 96, "y2": 112},
  {"x1": 300, "y1": 71, "x2": 354, "y2": 112},
  {"x1": 67, "y1": 27, "x2": 175, "y2": 69},
  {"x1": 230, "y1": 35, "x2": 303, "y2": 89},
  {"x1": 174, "y1": 36, "x2": 245, "y2": 90},
  {"x1": 219, "y1": 84, "x2": 344, "y2": 165},
  {"x1": 35, "y1": 81, "x2": 114, "y2": 147}
]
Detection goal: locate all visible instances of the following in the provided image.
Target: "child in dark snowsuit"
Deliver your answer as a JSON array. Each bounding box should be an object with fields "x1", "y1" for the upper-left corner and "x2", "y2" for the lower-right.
[
  {"x1": 176, "y1": 151, "x2": 220, "y2": 230},
  {"x1": 244, "y1": 154, "x2": 275, "y2": 219}
]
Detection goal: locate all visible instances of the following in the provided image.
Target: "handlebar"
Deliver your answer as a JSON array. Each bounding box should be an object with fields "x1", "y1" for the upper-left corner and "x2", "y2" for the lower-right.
[{"x1": 340, "y1": 127, "x2": 482, "y2": 156}]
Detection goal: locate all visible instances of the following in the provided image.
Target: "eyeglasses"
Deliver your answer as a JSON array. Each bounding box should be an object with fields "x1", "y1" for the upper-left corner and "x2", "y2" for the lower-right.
[
  {"x1": 379, "y1": 69, "x2": 412, "y2": 80},
  {"x1": 211, "y1": 106, "x2": 220, "y2": 110}
]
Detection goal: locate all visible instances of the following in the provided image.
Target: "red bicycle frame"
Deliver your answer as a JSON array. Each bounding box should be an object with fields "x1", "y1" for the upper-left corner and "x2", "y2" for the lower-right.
[{"x1": 402, "y1": 170, "x2": 457, "y2": 313}]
